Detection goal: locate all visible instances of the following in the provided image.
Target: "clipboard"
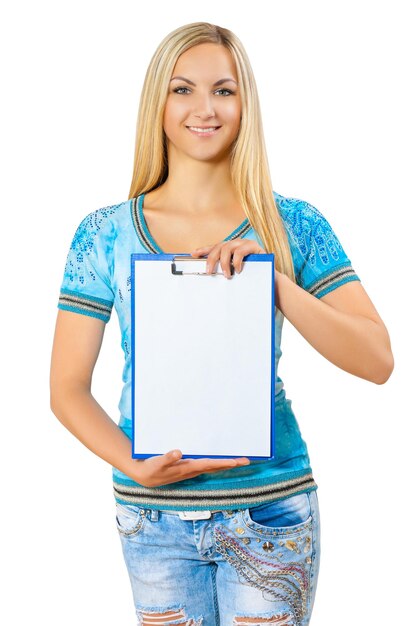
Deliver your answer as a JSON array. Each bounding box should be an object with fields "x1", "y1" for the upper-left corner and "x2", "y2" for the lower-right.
[{"x1": 130, "y1": 253, "x2": 276, "y2": 461}]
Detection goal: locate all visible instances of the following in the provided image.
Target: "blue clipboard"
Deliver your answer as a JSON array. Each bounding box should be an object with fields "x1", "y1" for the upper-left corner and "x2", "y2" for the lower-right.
[{"x1": 131, "y1": 253, "x2": 275, "y2": 460}]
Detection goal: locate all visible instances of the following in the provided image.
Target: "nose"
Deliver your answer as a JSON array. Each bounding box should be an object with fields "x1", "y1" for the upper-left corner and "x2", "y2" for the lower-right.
[{"x1": 192, "y1": 93, "x2": 216, "y2": 119}]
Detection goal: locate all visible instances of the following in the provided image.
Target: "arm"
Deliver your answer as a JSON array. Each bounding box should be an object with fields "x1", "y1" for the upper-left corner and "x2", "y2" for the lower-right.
[
  {"x1": 49, "y1": 310, "x2": 250, "y2": 486},
  {"x1": 49, "y1": 310, "x2": 143, "y2": 480},
  {"x1": 275, "y1": 271, "x2": 394, "y2": 384}
]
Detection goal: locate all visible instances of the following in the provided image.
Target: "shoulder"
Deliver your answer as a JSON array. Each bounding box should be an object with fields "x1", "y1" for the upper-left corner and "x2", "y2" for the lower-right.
[
  {"x1": 272, "y1": 190, "x2": 345, "y2": 258},
  {"x1": 58, "y1": 199, "x2": 131, "y2": 320},
  {"x1": 69, "y1": 198, "x2": 131, "y2": 253},
  {"x1": 272, "y1": 190, "x2": 329, "y2": 228},
  {"x1": 272, "y1": 190, "x2": 360, "y2": 297}
]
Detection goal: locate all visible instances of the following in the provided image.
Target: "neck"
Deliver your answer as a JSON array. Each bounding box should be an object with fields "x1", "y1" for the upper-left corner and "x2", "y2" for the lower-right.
[{"x1": 157, "y1": 152, "x2": 239, "y2": 215}]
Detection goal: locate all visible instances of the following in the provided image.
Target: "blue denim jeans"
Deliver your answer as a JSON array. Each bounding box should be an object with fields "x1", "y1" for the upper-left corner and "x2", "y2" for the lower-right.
[{"x1": 116, "y1": 490, "x2": 320, "y2": 626}]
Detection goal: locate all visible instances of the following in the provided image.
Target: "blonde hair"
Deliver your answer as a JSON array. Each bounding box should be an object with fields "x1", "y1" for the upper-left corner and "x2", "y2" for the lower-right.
[{"x1": 128, "y1": 21, "x2": 295, "y2": 281}]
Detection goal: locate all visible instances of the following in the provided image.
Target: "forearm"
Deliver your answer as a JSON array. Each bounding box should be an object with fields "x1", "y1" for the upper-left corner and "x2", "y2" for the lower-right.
[
  {"x1": 50, "y1": 386, "x2": 141, "y2": 482},
  {"x1": 275, "y1": 271, "x2": 392, "y2": 383}
]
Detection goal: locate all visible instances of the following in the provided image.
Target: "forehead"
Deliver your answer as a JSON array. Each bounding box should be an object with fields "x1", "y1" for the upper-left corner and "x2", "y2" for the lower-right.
[{"x1": 172, "y1": 43, "x2": 237, "y2": 79}]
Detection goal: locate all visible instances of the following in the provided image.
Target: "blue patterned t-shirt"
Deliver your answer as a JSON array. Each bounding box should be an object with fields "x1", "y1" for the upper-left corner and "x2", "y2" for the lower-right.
[{"x1": 57, "y1": 191, "x2": 361, "y2": 510}]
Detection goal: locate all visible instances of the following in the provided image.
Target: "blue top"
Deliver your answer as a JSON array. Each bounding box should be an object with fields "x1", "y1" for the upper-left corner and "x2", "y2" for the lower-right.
[{"x1": 57, "y1": 191, "x2": 361, "y2": 510}]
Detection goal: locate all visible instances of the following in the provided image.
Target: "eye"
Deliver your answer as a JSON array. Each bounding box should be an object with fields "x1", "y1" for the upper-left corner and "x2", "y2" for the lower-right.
[
  {"x1": 216, "y1": 88, "x2": 235, "y2": 96},
  {"x1": 172, "y1": 87, "x2": 235, "y2": 96},
  {"x1": 172, "y1": 87, "x2": 190, "y2": 94}
]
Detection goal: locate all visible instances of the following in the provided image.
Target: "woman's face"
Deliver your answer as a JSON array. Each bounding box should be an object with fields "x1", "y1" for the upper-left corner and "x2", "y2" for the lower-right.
[{"x1": 163, "y1": 43, "x2": 242, "y2": 163}]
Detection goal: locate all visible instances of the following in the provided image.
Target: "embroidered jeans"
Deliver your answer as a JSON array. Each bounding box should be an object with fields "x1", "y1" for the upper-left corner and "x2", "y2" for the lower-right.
[{"x1": 116, "y1": 490, "x2": 320, "y2": 626}]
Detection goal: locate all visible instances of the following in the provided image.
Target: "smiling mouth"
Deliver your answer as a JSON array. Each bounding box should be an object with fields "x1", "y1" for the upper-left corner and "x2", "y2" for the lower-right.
[{"x1": 186, "y1": 126, "x2": 222, "y2": 135}]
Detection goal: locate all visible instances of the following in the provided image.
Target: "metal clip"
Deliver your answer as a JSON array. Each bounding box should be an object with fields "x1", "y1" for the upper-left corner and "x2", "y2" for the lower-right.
[{"x1": 171, "y1": 256, "x2": 234, "y2": 276}]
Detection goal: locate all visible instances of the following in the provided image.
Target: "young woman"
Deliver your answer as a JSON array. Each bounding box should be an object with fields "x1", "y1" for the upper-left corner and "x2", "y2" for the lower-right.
[{"x1": 50, "y1": 21, "x2": 394, "y2": 626}]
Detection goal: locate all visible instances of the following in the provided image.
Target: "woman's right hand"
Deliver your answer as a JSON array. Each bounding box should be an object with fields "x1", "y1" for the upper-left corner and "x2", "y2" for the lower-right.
[{"x1": 134, "y1": 450, "x2": 251, "y2": 488}]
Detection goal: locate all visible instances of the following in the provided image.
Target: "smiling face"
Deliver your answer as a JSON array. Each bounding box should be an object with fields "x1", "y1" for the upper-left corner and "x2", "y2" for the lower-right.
[{"x1": 163, "y1": 43, "x2": 242, "y2": 163}]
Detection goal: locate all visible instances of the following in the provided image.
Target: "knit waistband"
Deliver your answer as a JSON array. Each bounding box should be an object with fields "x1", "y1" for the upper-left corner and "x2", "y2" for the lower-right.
[{"x1": 113, "y1": 471, "x2": 318, "y2": 510}]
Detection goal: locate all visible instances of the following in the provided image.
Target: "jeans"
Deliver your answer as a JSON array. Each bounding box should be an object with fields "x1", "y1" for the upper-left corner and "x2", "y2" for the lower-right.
[{"x1": 116, "y1": 490, "x2": 321, "y2": 626}]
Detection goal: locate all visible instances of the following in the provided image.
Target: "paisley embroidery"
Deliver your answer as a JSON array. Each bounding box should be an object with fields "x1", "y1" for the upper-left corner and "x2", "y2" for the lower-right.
[
  {"x1": 276, "y1": 196, "x2": 345, "y2": 267},
  {"x1": 274, "y1": 194, "x2": 360, "y2": 297},
  {"x1": 65, "y1": 204, "x2": 121, "y2": 285}
]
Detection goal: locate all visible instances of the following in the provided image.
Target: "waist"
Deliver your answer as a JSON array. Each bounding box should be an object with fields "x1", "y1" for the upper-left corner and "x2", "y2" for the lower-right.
[
  {"x1": 113, "y1": 470, "x2": 317, "y2": 511},
  {"x1": 158, "y1": 509, "x2": 226, "y2": 519}
]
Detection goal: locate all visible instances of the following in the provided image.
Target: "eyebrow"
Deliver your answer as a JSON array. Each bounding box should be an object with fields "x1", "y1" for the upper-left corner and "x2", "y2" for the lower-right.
[{"x1": 170, "y1": 76, "x2": 238, "y2": 86}]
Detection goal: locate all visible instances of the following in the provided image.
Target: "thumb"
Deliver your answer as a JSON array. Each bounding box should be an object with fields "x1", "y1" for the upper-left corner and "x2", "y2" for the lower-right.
[{"x1": 165, "y1": 449, "x2": 182, "y2": 463}]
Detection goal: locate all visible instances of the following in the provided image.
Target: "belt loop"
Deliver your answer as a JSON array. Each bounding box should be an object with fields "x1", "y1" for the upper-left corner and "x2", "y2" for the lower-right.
[{"x1": 149, "y1": 508, "x2": 159, "y2": 522}]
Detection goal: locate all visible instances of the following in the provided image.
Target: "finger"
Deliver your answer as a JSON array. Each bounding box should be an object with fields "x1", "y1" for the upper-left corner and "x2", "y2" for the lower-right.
[
  {"x1": 199, "y1": 457, "x2": 249, "y2": 469},
  {"x1": 165, "y1": 460, "x2": 239, "y2": 483},
  {"x1": 162, "y1": 454, "x2": 240, "y2": 471},
  {"x1": 220, "y1": 246, "x2": 234, "y2": 279},
  {"x1": 221, "y1": 240, "x2": 266, "y2": 276},
  {"x1": 186, "y1": 457, "x2": 238, "y2": 468},
  {"x1": 230, "y1": 252, "x2": 246, "y2": 274},
  {"x1": 199, "y1": 459, "x2": 249, "y2": 475},
  {"x1": 190, "y1": 246, "x2": 214, "y2": 257},
  {"x1": 203, "y1": 244, "x2": 223, "y2": 274},
  {"x1": 160, "y1": 449, "x2": 183, "y2": 465},
  {"x1": 232, "y1": 244, "x2": 266, "y2": 274},
  {"x1": 172, "y1": 454, "x2": 249, "y2": 468},
  {"x1": 204, "y1": 466, "x2": 240, "y2": 474},
  {"x1": 204, "y1": 240, "x2": 248, "y2": 275}
]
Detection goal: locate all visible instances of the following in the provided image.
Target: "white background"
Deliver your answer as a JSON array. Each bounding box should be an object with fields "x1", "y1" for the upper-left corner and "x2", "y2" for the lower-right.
[{"x1": 1, "y1": 1, "x2": 415, "y2": 624}]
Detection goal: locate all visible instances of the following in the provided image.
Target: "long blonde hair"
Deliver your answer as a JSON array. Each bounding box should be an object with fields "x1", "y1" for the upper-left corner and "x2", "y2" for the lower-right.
[{"x1": 128, "y1": 21, "x2": 295, "y2": 281}]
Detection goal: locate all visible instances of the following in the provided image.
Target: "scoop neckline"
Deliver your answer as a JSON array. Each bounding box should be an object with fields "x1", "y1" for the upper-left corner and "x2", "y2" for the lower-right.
[{"x1": 138, "y1": 192, "x2": 250, "y2": 254}]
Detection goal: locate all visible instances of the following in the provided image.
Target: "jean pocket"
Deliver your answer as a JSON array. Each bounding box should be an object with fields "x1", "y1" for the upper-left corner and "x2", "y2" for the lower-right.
[
  {"x1": 244, "y1": 492, "x2": 312, "y2": 535},
  {"x1": 214, "y1": 493, "x2": 316, "y2": 623},
  {"x1": 115, "y1": 502, "x2": 146, "y2": 537}
]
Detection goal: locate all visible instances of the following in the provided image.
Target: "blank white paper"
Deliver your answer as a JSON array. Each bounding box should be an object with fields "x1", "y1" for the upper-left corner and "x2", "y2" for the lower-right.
[{"x1": 131, "y1": 254, "x2": 275, "y2": 459}]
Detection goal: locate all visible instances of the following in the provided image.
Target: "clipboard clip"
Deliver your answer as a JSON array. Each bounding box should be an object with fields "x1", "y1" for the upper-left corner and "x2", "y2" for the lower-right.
[{"x1": 171, "y1": 256, "x2": 235, "y2": 276}]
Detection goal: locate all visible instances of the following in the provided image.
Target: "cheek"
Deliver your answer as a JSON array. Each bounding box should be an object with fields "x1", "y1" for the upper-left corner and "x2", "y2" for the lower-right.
[
  {"x1": 163, "y1": 111, "x2": 183, "y2": 143},
  {"x1": 163, "y1": 104, "x2": 176, "y2": 133},
  {"x1": 221, "y1": 101, "x2": 241, "y2": 128},
  {"x1": 164, "y1": 98, "x2": 188, "y2": 125}
]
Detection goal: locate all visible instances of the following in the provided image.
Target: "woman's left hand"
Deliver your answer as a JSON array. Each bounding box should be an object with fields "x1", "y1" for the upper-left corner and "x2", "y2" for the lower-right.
[{"x1": 190, "y1": 238, "x2": 266, "y2": 278}]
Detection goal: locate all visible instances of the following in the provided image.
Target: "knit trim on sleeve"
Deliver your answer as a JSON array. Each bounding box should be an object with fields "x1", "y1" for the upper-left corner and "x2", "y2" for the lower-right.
[
  {"x1": 303, "y1": 262, "x2": 361, "y2": 299},
  {"x1": 58, "y1": 288, "x2": 113, "y2": 322}
]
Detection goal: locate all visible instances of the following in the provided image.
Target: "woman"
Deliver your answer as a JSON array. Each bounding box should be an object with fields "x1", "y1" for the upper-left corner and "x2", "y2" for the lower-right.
[{"x1": 50, "y1": 21, "x2": 394, "y2": 626}]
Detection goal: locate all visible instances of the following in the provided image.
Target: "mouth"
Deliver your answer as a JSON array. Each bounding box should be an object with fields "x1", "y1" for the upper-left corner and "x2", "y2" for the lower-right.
[{"x1": 186, "y1": 126, "x2": 222, "y2": 136}]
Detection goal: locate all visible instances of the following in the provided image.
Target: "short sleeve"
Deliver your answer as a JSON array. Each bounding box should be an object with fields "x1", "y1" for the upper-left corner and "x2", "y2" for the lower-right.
[
  {"x1": 57, "y1": 207, "x2": 115, "y2": 323},
  {"x1": 277, "y1": 196, "x2": 361, "y2": 299}
]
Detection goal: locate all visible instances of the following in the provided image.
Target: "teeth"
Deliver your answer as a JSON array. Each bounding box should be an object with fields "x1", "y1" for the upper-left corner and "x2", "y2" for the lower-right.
[{"x1": 188, "y1": 126, "x2": 219, "y2": 132}]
